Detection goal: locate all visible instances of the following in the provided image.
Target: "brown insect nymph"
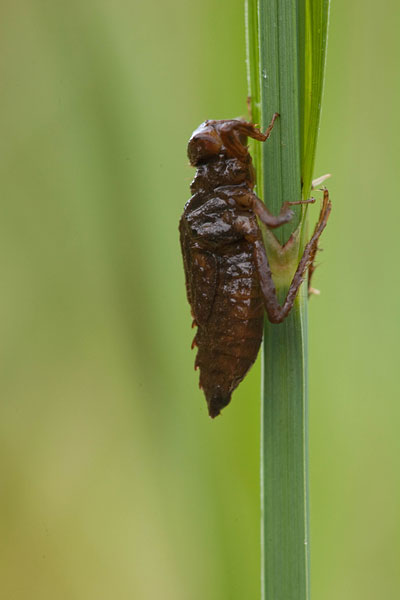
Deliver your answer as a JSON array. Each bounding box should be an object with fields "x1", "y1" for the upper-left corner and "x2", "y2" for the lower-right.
[{"x1": 179, "y1": 114, "x2": 331, "y2": 418}]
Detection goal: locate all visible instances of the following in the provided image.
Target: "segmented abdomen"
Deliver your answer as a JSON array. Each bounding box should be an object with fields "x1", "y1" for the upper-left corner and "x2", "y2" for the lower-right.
[{"x1": 194, "y1": 243, "x2": 264, "y2": 417}]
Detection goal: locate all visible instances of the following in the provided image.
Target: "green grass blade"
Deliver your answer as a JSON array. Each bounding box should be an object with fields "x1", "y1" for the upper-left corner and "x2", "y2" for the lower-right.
[
  {"x1": 245, "y1": 1, "x2": 330, "y2": 599},
  {"x1": 262, "y1": 298, "x2": 309, "y2": 600},
  {"x1": 245, "y1": 0, "x2": 262, "y2": 189},
  {"x1": 259, "y1": 0, "x2": 302, "y2": 245},
  {"x1": 299, "y1": 0, "x2": 331, "y2": 200}
]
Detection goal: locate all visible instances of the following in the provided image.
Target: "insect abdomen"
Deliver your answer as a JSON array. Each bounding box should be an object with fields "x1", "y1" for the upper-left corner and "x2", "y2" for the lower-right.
[{"x1": 194, "y1": 245, "x2": 264, "y2": 418}]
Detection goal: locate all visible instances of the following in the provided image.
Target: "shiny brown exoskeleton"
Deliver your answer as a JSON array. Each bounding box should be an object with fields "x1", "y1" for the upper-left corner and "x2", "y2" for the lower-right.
[{"x1": 179, "y1": 114, "x2": 331, "y2": 418}]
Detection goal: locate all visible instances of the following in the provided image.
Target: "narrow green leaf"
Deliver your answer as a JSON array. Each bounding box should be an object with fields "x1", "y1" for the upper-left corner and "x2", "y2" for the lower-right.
[
  {"x1": 299, "y1": 0, "x2": 331, "y2": 201},
  {"x1": 245, "y1": 0, "x2": 262, "y2": 190},
  {"x1": 262, "y1": 296, "x2": 310, "y2": 600},
  {"x1": 259, "y1": 0, "x2": 302, "y2": 245},
  {"x1": 245, "y1": 1, "x2": 330, "y2": 599}
]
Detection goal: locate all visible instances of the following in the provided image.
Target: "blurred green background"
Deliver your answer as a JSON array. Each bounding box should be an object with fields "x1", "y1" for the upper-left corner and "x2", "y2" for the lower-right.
[{"x1": 1, "y1": 1, "x2": 399, "y2": 598}]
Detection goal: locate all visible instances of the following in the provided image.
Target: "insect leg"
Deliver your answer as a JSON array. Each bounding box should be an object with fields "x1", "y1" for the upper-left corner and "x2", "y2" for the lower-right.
[
  {"x1": 260, "y1": 112, "x2": 279, "y2": 141},
  {"x1": 306, "y1": 189, "x2": 329, "y2": 296},
  {"x1": 252, "y1": 190, "x2": 331, "y2": 323},
  {"x1": 233, "y1": 216, "x2": 285, "y2": 323},
  {"x1": 279, "y1": 189, "x2": 331, "y2": 316},
  {"x1": 251, "y1": 194, "x2": 315, "y2": 229},
  {"x1": 219, "y1": 113, "x2": 280, "y2": 159},
  {"x1": 251, "y1": 237, "x2": 283, "y2": 322},
  {"x1": 221, "y1": 114, "x2": 280, "y2": 153},
  {"x1": 238, "y1": 113, "x2": 280, "y2": 141},
  {"x1": 214, "y1": 186, "x2": 293, "y2": 228}
]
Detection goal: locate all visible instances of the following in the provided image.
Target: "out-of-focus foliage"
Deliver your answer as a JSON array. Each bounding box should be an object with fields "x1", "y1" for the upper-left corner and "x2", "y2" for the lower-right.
[{"x1": 0, "y1": 1, "x2": 399, "y2": 599}]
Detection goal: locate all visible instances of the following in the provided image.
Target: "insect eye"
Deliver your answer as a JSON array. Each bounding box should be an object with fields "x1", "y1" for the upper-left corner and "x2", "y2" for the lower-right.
[{"x1": 187, "y1": 128, "x2": 222, "y2": 165}]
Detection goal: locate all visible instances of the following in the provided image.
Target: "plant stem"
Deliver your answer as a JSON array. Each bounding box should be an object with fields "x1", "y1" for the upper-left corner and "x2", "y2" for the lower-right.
[
  {"x1": 245, "y1": 1, "x2": 330, "y2": 599},
  {"x1": 259, "y1": 0, "x2": 302, "y2": 245},
  {"x1": 262, "y1": 299, "x2": 309, "y2": 600}
]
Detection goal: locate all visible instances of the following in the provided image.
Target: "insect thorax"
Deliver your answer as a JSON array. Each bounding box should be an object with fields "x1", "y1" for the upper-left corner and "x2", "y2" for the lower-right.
[{"x1": 190, "y1": 154, "x2": 253, "y2": 195}]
